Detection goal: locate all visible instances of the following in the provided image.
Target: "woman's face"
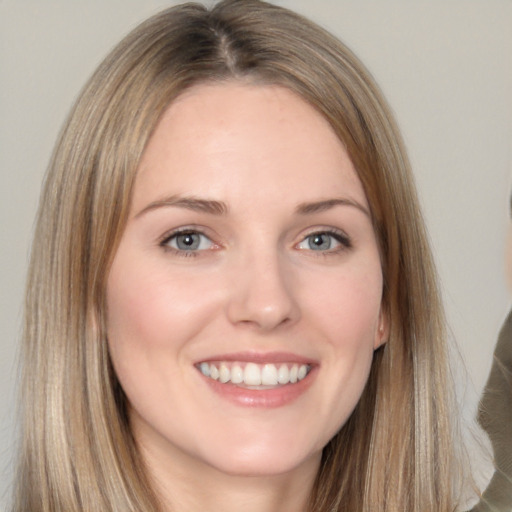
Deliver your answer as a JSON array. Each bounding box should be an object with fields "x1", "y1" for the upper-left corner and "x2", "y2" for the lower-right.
[{"x1": 106, "y1": 83, "x2": 387, "y2": 479}]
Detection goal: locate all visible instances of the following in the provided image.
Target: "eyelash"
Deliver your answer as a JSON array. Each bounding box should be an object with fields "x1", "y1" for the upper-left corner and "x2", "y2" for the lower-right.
[
  {"x1": 297, "y1": 229, "x2": 352, "y2": 255},
  {"x1": 158, "y1": 227, "x2": 352, "y2": 258},
  {"x1": 159, "y1": 227, "x2": 215, "y2": 258}
]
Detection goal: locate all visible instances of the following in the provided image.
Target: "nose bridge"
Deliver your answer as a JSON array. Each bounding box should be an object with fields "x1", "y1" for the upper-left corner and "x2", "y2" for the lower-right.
[{"x1": 226, "y1": 241, "x2": 299, "y2": 331}]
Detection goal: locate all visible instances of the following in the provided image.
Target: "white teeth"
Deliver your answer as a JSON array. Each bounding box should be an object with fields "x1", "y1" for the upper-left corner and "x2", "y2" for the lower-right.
[
  {"x1": 199, "y1": 362, "x2": 210, "y2": 377},
  {"x1": 277, "y1": 364, "x2": 289, "y2": 384},
  {"x1": 210, "y1": 365, "x2": 220, "y2": 380},
  {"x1": 198, "y1": 361, "x2": 311, "y2": 387},
  {"x1": 298, "y1": 364, "x2": 308, "y2": 380},
  {"x1": 261, "y1": 363, "x2": 278, "y2": 385},
  {"x1": 219, "y1": 363, "x2": 230, "y2": 383},
  {"x1": 244, "y1": 363, "x2": 262, "y2": 386},
  {"x1": 231, "y1": 364, "x2": 244, "y2": 384}
]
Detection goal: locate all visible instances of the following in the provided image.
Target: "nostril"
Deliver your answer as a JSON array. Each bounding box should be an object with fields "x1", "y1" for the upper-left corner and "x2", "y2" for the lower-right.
[{"x1": 227, "y1": 299, "x2": 298, "y2": 331}]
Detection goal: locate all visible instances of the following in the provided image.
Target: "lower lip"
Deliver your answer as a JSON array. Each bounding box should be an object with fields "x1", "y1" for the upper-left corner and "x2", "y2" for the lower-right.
[{"x1": 198, "y1": 367, "x2": 317, "y2": 408}]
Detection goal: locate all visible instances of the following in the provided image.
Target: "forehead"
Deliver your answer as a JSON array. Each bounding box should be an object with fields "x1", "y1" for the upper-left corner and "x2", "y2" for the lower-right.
[{"x1": 133, "y1": 82, "x2": 367, "y2": 212}]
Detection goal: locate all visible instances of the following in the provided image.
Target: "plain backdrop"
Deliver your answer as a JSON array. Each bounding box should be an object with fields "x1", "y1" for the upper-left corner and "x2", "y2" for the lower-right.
[{"x1": 1, "y1": 0, "x2": 511, "y2": 507}]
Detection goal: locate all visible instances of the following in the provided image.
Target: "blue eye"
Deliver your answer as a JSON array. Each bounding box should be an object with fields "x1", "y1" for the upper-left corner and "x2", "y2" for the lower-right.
[
  {"x1": 306, "y1": 233, "x2": 335, "y2": 251},
  {"x1": 297, "y1": 231, "x2": 351, "y2": 252},
  {"x1": 162, "y1": 231, "x2": 214, "y2": 252}
]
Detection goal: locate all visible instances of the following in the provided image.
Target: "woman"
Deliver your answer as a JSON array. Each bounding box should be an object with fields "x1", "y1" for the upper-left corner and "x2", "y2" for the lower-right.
[{"x1": 13, "y1": 1, "x2": 468, "y2": 510}]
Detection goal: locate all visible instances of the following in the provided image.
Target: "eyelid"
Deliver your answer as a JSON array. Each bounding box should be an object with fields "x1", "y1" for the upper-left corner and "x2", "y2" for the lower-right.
[
  {"x1": 158, "y1": 224, "x2": 209, "y2": 242},
  {"x1": 295, "y1": 228, "x2": 352, "y2": 252},
  {"x1": 158, "y1": 226, "x2": 220, "y2": 255}
]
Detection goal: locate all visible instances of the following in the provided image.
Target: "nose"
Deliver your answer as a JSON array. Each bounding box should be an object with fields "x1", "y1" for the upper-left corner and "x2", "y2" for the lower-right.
[{"x1": 225, "y1": 250, "x2": 300, "y2": 332}]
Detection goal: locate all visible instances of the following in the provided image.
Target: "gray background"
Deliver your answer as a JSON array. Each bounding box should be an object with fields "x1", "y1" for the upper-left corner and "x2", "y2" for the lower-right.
[{"x1": 1, "y1": 0, "x2": 511, "y2": 507}]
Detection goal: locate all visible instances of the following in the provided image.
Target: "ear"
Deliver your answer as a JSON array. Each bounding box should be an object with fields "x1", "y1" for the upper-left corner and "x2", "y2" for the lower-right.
[{"x1": 374, "y1": 307, "x2": 389, "y2": 350}]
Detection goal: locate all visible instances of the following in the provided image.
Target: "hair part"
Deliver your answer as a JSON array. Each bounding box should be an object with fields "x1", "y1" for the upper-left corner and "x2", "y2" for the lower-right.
[{"x1": 15, "y1": 1, "x2": 465, "y2": 510}]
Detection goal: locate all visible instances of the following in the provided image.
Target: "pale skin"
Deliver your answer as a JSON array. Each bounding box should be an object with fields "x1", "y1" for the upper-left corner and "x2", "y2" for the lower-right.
[{"x1": 106, "y1": 82, "x2": 388, "y2": 512}]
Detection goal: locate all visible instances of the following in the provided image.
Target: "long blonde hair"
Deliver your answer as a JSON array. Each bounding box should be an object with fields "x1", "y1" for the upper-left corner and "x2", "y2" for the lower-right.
[{"x1": 15, "y1": 1, "x2": 463, "y2": 510}]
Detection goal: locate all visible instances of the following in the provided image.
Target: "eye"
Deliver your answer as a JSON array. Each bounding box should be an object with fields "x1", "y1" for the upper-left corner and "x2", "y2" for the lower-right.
[
  {"x1": 161, "y1": 230, "x2": 214, "y2": 252},
  {"x1": 296, "y1": 230, "x2": 351, "y2": 252}
]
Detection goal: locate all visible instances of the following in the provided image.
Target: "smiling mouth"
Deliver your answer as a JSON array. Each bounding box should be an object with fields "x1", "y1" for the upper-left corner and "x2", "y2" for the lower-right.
[{"x1": 196, "y1": 361, "x2": 312, "y2": 388}]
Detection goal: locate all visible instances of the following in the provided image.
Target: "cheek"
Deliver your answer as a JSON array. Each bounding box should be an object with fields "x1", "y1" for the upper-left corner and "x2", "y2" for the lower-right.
[
  {"x1": 105, "y1": 255, "x2": 221, "y2": 378},
  {"x1": 308, "y1": 262, "x2": 383, "y2": 347},
  {"x1": 104, "y1": 254, "x2": 230, "y2": 445},
  {"x1": 302, "y1": 262, "x2": 383, "y2": 426}
]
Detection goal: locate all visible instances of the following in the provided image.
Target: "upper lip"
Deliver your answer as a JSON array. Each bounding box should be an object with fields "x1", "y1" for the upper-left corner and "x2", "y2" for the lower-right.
[{"x1": 194, "y1": 351, "x2": 318, "y2": 366}]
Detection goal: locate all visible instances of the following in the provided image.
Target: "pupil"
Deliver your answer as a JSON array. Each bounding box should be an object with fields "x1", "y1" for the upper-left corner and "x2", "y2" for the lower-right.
[
  {"x1": 177, "y1": 233, "x2": 199, "y2": 250},
  {"x1": 310, "y1": 234, "x2": 330, "y2": 250}
]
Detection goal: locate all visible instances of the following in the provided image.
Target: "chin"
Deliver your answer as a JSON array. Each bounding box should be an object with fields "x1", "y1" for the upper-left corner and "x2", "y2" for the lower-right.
[
  {"x1": 196, "y1": 433, "x2": 323, "y2": 478},
  {"x1": 207, "y1": 451, "x2": 320, "y2": 478}
]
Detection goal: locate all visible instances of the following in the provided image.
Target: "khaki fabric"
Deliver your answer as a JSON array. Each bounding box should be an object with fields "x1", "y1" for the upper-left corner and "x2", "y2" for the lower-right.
[{"x1": 471, "y1": 310, "x2": 512, "y2": 512}]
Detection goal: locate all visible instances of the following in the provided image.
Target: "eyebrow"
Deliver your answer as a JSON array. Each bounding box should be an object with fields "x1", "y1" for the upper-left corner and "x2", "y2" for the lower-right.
[
  {"x1": 136, "y1": 195, "x2": 369, "y2": 218},
  {"x1": 295, "y1": 198, "x2": 370, "y2": 217},
  {"x1": 135, "y1": 195, "x2": 229, "y2": 218}
]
